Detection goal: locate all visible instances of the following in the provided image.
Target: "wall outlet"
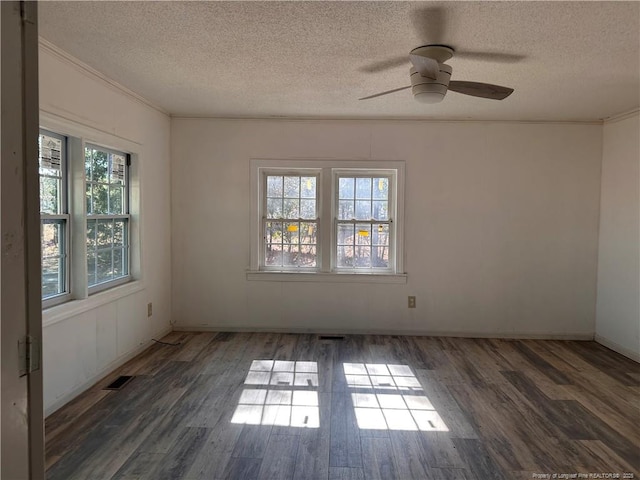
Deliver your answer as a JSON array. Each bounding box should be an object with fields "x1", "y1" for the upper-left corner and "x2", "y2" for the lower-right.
[
  {"x1": 147, "y1": 302, "x2": 153, "y2": 317},
  {"x1": 408, "y1": 296, "x2": 416, "y2": 308}
]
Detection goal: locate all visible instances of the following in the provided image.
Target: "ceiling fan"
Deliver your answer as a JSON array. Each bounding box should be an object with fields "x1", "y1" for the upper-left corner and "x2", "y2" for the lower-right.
[{"x1": 359, "y1": 7, "x2": 519, "y2": 104}]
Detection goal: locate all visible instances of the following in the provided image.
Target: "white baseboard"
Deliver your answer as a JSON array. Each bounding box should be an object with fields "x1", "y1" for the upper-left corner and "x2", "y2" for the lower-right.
[
  {"x1": 44, "y1": 325, "x2": 173, "y2": 417},
  {"x1": 172, "y1": 324, "x2": 594, "y2": 341},
  {"x1": 594, "y1": 334, "x2": 640, "y2": 362}
]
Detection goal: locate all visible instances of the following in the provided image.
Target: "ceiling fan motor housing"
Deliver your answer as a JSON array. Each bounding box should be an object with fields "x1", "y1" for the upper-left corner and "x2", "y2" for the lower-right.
[{"x1": 410, "y1": 63, "x2": 452, "y2": 104}]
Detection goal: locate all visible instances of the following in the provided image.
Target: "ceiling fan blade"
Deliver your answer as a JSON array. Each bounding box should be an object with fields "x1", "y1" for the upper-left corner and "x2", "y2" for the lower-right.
[
  {"x1": 411, "y1": 6, "x2": 447, "y2": 44},
  {"x1": 455, "y1": 51, "x2": 526, "y2": 64},
  {"x1": 448, "y1": 81, "x2": 514, "y2": 100},
  {"x1": 359, "y1": 55, "x2": 409, "y2": 74},
  {"x1": 359, "y1": 85, "x2": 412, "y2": 101},
  {"x1": 409, "y1": 54, "x2": 439, "y2": 80}
]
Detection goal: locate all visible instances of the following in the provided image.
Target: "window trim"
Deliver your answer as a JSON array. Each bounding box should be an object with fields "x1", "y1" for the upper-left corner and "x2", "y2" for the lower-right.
[
  {"x1": 40, "y1": 129, "x2": 72, "y2": 309},
  {"x1": 249, "y1": 159, "x2": 405, "y2": 281},
  {"x1": 40, "y1": 111, "x2": 143, "y2": 311}
]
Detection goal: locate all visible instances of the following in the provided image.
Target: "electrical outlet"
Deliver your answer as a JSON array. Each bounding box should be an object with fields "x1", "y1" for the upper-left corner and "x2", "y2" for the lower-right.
[
  {"x1": 147, "y1": 302, "x2": 153, "y2": 317},
  {"x1": 408, "y1": 296, "x2": 416, "y2": 308}
]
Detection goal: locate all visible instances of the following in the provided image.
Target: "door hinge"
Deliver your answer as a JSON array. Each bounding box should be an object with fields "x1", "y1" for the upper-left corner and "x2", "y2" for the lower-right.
[{"x1": 19, "y1": 335, "x2": 41, "y2": 377}]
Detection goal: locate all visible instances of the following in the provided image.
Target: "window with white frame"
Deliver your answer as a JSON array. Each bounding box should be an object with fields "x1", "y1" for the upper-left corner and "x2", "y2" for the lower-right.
[
  {"x1": 39, "y1": 130, "x2": 70, "y2": 304},
  {"x1": 39, "y1": 126, "x2": 136, "y2": 308},
  {"x1": 251, "y1": 160, "x2": 404, "y2": 278},
  {"x1": 336, "y1": 174, "x2": 392, "y2": 270},
  {"x1": 263, "y1": 173, "x2": 319, "y2": 269},
  {"x1": 85, "y1": 144, "x2": 130, "y2": 291}
]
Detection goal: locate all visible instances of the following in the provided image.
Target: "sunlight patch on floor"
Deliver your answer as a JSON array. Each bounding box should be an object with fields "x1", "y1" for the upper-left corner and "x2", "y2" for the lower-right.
[
  {"x1": 245, "y1": 360, "x2": 318, "y2": 387},
  {"x1": 232, "y1": 360, "x2": 319, "y2": 428},
  {"x1": 344, "y1": 363, "x2": 448, "y2": 431},
  {"x1": 344, "y1": 362, "x2": 423, "y2": 390}
]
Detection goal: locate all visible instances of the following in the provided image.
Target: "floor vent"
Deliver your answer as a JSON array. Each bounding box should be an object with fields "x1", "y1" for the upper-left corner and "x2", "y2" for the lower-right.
[
  {"x1": 104, "y1": 375, "x2": 134, "y2": 391},
  {"x1": 319, "y1": 335, "x2": 345, "y2": 341}
]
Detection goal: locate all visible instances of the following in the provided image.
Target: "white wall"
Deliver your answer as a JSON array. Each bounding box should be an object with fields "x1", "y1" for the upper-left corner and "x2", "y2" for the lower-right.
[
  {"x1": 171, "y1": 118, "x2": 602, "y2": 338},
  {"x1": 595, "y1": 112, "x2": 640, "y2": 361},
  {"x1": 39, "y1": 42, "x2": 172, "y2": 414}
]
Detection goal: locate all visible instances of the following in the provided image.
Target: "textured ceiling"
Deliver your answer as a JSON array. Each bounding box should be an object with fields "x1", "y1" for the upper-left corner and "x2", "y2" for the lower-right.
[{"x1": 38, "y1": 1, "x2": 639, "y2": 121}]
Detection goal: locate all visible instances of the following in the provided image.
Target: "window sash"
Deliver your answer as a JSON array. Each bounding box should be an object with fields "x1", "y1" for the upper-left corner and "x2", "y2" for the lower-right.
[
  {"x1": 41, "y1": 216, "x2": 71, "y2": 307},
  {"x1": 262, "y1": 219, "x2": 319, "y2": 270},
  {"x1": 86, "y1": 216, "x2": 131, "y2": 293},
  {"x1": 261, "y1": 171, "x2": 320, "y2": 270},
  {"x1": 334, "y1": 219, "x2": 392, "y2": 271},
  {"x1": 333, "y1": 172, "x2": 395, "y2": 273},
  {"x1": 85, "y1": 144, "x2": 129, "y2": 216},
  {"x1": 85, "y1": 144, "x2": 131, "y2": 294},
  {"x1": 39, "y1": 129, "x2": 68, "y2": 214},
  {"x1": 40, "y1": 129, "x2": 71, "y2": 306}
]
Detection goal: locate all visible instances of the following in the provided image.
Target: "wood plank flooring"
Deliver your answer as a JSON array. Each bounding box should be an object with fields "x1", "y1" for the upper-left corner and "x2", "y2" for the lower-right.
[{"x1": 45, "y1": 333, "x2": 640, "y2": 480}]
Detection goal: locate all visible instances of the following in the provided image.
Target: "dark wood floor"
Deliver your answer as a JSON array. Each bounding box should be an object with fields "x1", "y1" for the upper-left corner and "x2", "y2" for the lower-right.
[{"x1": 45, "y1": 332, "x2": 640, "y2": 480}]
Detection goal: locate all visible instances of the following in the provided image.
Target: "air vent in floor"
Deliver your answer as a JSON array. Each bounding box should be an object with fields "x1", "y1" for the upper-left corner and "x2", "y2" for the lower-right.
[
  {"x1": 104, "y1": 375, "x2": 133, "y2": 390},
  {"x1": 318, "y1": 335, "x2": 345, "y2": 340}
]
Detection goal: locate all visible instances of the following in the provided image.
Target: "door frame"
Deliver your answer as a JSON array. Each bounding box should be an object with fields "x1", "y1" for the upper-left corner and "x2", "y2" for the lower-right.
[{"x1": 1, "y1": 1, "x2": 45, "y2": 478}]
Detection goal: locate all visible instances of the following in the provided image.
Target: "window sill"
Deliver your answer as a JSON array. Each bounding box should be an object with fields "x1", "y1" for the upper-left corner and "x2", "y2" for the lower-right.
[
  {"x1": 42, "y1": 280, "x2": 145, "y2": 328},
  {"x1": 246, "y1": 271, "x2": 407, "y2": 284}
]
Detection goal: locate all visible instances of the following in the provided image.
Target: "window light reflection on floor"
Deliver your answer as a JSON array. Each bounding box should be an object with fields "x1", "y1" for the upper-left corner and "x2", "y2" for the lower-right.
[
  {"x1": 231, "y1": 388, "x2": 320, "y2": 428},
  {"x1": 343, "y1": 362, "x2": 423, "y2": 390},
  {"x1": 230, "y1": 360, "x2": 446, "y2": 431},
  {"x1": 244, "y1": 360, "x2": 318, "y2": 387},
  {"x1": 232, "y1": 360, "x2": 320, "y2": 428},
  {"x1": 344, "y1": 363, "x2": 449, "y2": 432}
]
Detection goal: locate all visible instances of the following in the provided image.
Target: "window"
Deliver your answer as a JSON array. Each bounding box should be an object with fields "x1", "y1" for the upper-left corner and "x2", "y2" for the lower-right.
[
  {"x1": 85, "y1": 145, "x2": 130, "y2": 292},
  {"x1": 39, "y1": 130, "x2": 70, "y2": 305},
  {"x1": 264, "y1": 173, "x2": 318, "y2": 269},
  {"x1": 336, "y1": 174, "x2": 392, "y2": 270},
  {"x1": 251, "y1": 160, "x2": 405, "y2": 280},
  {"x1": 39, "y1": 126, "x2": 136, "y2": 308}
]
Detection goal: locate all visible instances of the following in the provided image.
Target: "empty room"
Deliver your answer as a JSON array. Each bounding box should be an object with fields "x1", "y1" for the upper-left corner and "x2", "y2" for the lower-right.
[{"x1": 1, "y1": 1, "x2": 639, "y2": 479}]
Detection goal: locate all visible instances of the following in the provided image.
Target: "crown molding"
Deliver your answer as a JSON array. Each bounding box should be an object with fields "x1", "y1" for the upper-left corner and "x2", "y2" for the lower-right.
[
  {"x1": 603, "y1": 108, "x2": 640, "y2": 124},
  {"x1": 170, "y1": 115, "x2": 603, "y2": 125},
  {"x1": 39, "y1": 37, "x2": 169, "y2": 117}
]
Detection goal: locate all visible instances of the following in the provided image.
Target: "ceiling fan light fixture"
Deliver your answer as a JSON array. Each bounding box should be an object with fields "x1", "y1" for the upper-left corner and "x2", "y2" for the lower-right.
[
  {"x1": 414, "y1": 90, "x2": 446, "y2": 104},
  {"x1": 410, "y1": 64, "x2": 452, "y2": 104}
]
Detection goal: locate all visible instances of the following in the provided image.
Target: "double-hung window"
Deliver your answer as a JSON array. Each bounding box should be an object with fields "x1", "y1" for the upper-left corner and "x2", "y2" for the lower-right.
[
  {"x1": 336, "y1": 174, "x2": 393, "y2": 271},
  {"x1": 39, "y1": 130, "x2": 70, "y2": 305},
  {"x1": 39, "y1": 125, "x2": 136, "y2": 308},
  {"x1": 251, "y1": 160, "x2": 405, "y2": 280},
  {"x1": 85, "y1": 144, "x2": 130, "y2": 292},
  {"x1": 263, "y1": 173, "x2": 319, "y2": 269}
]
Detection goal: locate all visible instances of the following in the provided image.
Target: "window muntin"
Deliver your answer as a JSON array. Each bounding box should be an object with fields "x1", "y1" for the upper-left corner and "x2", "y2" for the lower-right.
[
  {"x1": 263, "y1": 174, "x2": 319, "y2": 269},
  {"x1": 85, "y1": 145, "x2": 130, "y2": 290},
  {"x1": 39, "y1": 130, "x2": 69, "y2": 302},
  {"x1": 336, "y1": 175, "x2": 392, "y2": 270}
]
